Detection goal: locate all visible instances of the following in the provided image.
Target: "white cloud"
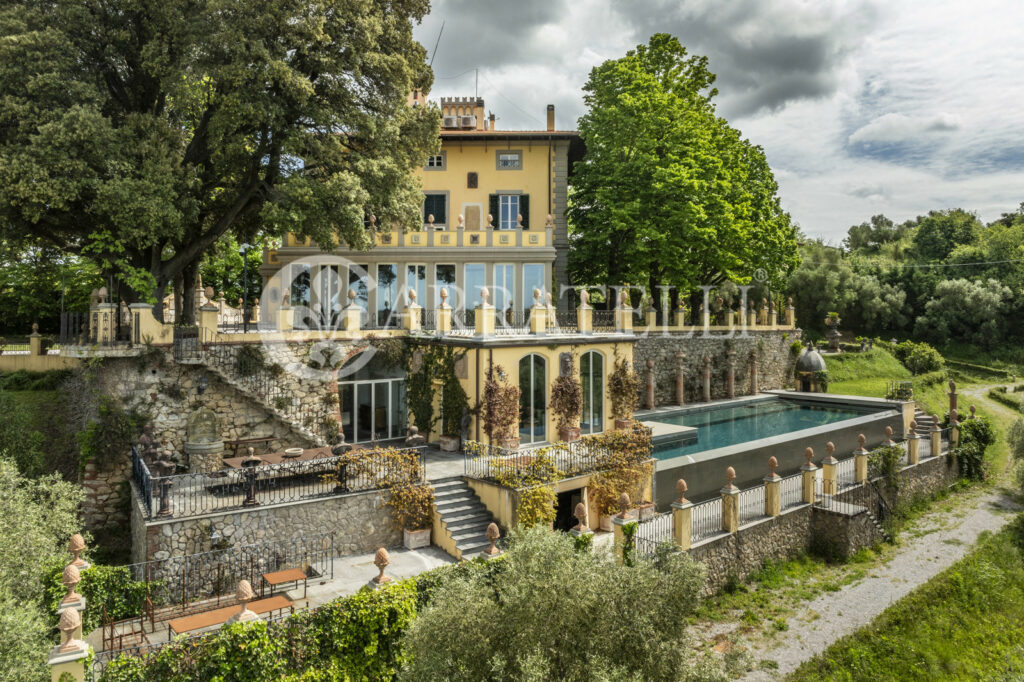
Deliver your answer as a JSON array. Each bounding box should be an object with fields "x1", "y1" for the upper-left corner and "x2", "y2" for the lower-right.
[{"x1": 848, "y1": 112, "x2": 961, "y2": 146}]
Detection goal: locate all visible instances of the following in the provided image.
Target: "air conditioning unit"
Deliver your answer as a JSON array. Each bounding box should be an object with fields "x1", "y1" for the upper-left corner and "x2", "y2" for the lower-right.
[
  {"x1": 460, "y1": 115, "x2": 477, "y2": 128},
  {"x1": 442, "y1": 116, "x2": 457, "y2": 128}
]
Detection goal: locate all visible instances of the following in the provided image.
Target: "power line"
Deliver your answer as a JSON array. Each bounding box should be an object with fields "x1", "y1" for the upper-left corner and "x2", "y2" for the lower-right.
[{"x1": 802, "y1": 258, "x2": 1024, "y2": 269}]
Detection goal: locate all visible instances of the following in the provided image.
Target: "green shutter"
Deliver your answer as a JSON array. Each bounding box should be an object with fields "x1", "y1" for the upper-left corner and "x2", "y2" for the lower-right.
[
  {"x1": 519, "y1": 194, "x2": 530, "y2": 229},
  {"x1": 488, "y1": 194, "x2": 499, "y2": 227}
]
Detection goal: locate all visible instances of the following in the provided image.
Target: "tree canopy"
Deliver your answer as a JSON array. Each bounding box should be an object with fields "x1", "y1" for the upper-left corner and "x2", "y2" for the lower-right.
[
  {"x1": 0, "y1": 0, "x2": 439, "y2": 321},
  {"x1": 568, "y1": 33, "x2": 799, "y2": 303}
]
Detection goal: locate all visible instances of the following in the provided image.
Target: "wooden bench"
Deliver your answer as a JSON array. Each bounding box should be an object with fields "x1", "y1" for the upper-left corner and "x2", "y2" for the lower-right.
[
  {"x1": 167, "y1": 595, "x2": 293, "y2": 638},
  {"x1": 262, "y1": 568, "x2": 308, "y2": 599},
  {"x1": 225, "y1": 437, "x2": 276, "y2": 458}
]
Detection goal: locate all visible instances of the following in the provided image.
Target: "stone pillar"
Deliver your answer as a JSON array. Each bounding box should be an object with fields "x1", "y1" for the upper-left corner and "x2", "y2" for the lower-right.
[
  {"x1": 720, "y1": 467, "x2": 739, "y2": 533},
  {"x1": 612, "y1": 498, "x2": 635, "y2": 565},
  {"x1": 785, "y1": 297, "x2": 795, "y2": 327},
  {"x1": 759, "y1": 299, "x2": 768, "y2": 326},
  {"x1": 801, "y1": 447, "x2": 817, "y2": 504},
  {"x1": 198, "y1": 302, "x2": 219, "y2": 337},
  {"x1": 29, "y1": 323, "x2": 43, "y2": 355},
  {"x1": 950, "y1": 410, "x2": 960, "y2": 448},
  {"x1": 436, "y1": 288, "x2": 452, "y2": 335},
  {"x1": 747, "y1": 302, "x2": 757, "y2": 328},
  {"x1": 404, "y1": 289, "x2": 422, "y2": 332},
  {"x1": 854, "y1": 434, "x2": 869, "y2": 483},
  {"x1": 675, "y1": 351, "x2": 686, "y2": 406},
  {"x1": 671, "y1": 479, "x2": 692, "y2": 550},
  {"x1": 341, "y1": 289, "x2": 362, "y2": 331},
  {"x1": 948, "y1": 379, "x2": 958, "y2": 416},
  {"x1": 931, "y1": 417, "x2": 942, "y2": 457},
  {"x1": 907, "y1": 421, "x2": 920, "y2": 465},
  {"x1": 764, "y1": 456, "x2": 781, "y2": 517},
  {"x1": 726, "y1": 350, "x2": 736, "y2": 399},
  {"x1": 475, "y1": 287, "x2": 495, "y2": 336},
  {"x1": 644, "y1": 359, "x2": 656, "y2": 410},
  {"x1": 577, "y1": 290, "x2": 593, "y2": 334},
  {"x1": 646, "y1": 308, "x2": 658, "y2": 329},
  {"x1": 702, "y1": 356, "x2": 712, "y2": 402},
  {"x1": 49, "y1": 606, "x2": 90, "y2": 682},
  {"x1": 615, "y1": 290, "x2": 633, "y2": 333},
  {"x1": 749, "y1": 349, "x2": 759, "y2": 395},
  {"x1": 768, "y1": 301, "x2": 778, "y2": 327},
  {"x1": 701, "y1": 304, "x2": 711, "y2": 332},
  {"x1": 529, "y1": 289, "x2": 547, "y2": 335},
  {"x1": 91, "y1": 301, "x2": 117, "y2": 344},
  {"x1": 277, "y1": 304, "x2": 294, "y2": 332},
  {"x1": 822, "y1": 442, "x2": 838, "y2": 496},
  {"x1": 674, "y1": 306, "x2": 686, "y2": 329},
  {"x1": 969, "y1": 404, "x2": 976, "y2": 420}
]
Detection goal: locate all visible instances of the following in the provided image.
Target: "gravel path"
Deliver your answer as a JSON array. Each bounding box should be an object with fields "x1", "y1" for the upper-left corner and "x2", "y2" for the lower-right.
[{"x1": 741, "y1": 488, "x2": 1021, "y2": 680}]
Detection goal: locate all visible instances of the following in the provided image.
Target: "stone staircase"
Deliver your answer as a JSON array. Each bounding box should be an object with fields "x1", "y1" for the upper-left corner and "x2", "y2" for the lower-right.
[
  {"x1": 912, "y1": 408, "x2": 936, "y2": 437},
  {"x1": 431, "y1": 477, "x2": 499, "y2": 560}
]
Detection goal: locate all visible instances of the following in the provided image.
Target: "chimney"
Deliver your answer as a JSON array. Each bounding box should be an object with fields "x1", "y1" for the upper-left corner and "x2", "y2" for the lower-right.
[
  {"x1": 489, "y1": 112, "x2": 496, "y2": 131},
  {"x1": 546, "y1": 104, "x2": 555, "y2": 132}
]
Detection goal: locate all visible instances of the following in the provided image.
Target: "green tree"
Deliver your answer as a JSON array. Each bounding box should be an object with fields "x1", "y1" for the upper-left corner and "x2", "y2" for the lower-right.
[
  {"x1": 914, "y1": 278, "x2": 1011, "y2": 348},
  {"x1": 0, "y1": 240, "x2": 101, "y2": 334},
  {"x1": 0, "y1": 0, "x2": 439, "y2": 322},
  {"x1": 910, "y1": 209, "x2": 981, "y2": 262},
  {"x1": 198, "y1": 234, "x2": 269, "y2": 310},
  {"x1": 401, "y1": 526, "x2": 718, "y2": 681},
  {"x1": 843, "y1": 214, "x2": 910, "y2": 253},
  {"x1": 568, "y1": 34, "x2": 798, "y2": 303}
]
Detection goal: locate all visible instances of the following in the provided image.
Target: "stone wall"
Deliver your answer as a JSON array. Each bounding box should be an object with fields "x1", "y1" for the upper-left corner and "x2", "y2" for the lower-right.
[
  {"x1": 82, "y1": 459, "x2": 131, "y2": 530},
  {"x1": 633, "y1": 330, "x2": 799, "y2": 407},
  {"x1": 132, "y1": 484, "x2": 399, "y2": 563},
  {"x1": 809, "y1": 506, "x2": 883, "y2": 561}
]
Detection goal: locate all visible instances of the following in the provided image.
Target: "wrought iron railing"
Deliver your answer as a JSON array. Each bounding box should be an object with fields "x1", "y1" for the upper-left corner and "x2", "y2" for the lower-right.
[
  {"x1": 59, "y1": 309, "x2": 141, "y2": 347},
  {"x1": 737, "y1": 485, "x2": 766, "y2": 524},
  {"x1": 690, "y1": 497, "x2": 723, "y2": 544},
  {"x1": 494, "y1": 310, "x2": 530, "y2": 335},
  {"x1": 552, "y1": 311, "x2": 578, "y2": 332},
  {"x1": 464, "y1": 431, "x2": 652, "y2": 482},
  {"x1": 592, "y1": 309, "x2": 616, "y2": 329},
  {"x1": 135, "y1": 446, "x2": 424, "y2": 520},
  {"x1": 779, "y1": 472, "x2": 804, "y2": 510},
  {"x1": 635, "y1": 511, "x2": 673, "y2": 559}
]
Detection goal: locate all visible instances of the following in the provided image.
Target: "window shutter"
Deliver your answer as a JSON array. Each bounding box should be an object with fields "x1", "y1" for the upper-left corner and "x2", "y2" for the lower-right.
[
  {"x1": 519, "y1": 194, "x2": 530, "y2": 229},
  {"x1": 488, "y1": 194, "x2": 499, "y2": 227}
]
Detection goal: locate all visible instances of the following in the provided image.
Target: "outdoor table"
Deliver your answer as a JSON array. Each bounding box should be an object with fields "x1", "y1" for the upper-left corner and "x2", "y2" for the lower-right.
[
  {"x1": 225, "y1": 436, "x2": 275, "y2": 458},
  {"x1": 167, "y1": 595, "x2": 293, "y2": 638},
  {"x1": 221, "y1": 446, "x2": 333, "y2": 468},
  {"x1": 261, "y1": 568, "x2": 308, "y2": 599}
]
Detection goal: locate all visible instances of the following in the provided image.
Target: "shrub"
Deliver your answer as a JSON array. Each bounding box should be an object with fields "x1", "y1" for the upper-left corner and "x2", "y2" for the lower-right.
[
  {"x1": 77, "y1": 396, "x2": 149, "y2": 471},
  {"x1": 0, "y1": 369, "x2": 72, "y2": 391},
  {"x1": 549, "y1": 362, "x2": 583, "y2": 433},
  {"x1": 515, "y1": 484, "x2": 557, "y2": 528},
  {"x1": 1009, "y1": 419, "x2": 1024, "y2": 461},
  {"x1": 868, "y1": 445, "x2": 904, "y2": 488},
  {"x1": 439, "y1": 366, "x2": 468, "y2": 438},
  {"x1": 606, "y1": 352, "x2": 640, "y2": 421},
  {"x1": 44, "y1": 564, "x2": 161, "y2": 634},
  {"x1": 588, "y1": 423, "x2": 655, "y2": 515},
  {"x1": 480, "y1": 363, "x2": 520, "y2": 445},
  {"x1": 955, "y1": 415, "x2": 995, "y2": 481}
]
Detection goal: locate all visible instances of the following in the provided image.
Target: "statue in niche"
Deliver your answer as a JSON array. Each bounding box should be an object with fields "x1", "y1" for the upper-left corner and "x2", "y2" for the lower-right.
[{"x1": 187, "y1": 406, "x2": 221, "y2": 444}]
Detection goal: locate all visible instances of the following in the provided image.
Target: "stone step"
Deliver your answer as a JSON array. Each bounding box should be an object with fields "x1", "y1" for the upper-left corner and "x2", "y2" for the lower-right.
[
  {"x1": 435, "y1": 494, "x2": 479, "y2": 510},
  {"x1": 446, "y1": 514, "x2": 494, "y2": 534},
  {"x1": 451, "y1": 524, "x2": 493, "y2": 543}
]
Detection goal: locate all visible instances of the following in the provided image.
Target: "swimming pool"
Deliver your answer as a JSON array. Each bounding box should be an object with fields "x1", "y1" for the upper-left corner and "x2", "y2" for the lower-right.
[{"x1": 650, "y1": 399, "x2": 880, "y2": 460}]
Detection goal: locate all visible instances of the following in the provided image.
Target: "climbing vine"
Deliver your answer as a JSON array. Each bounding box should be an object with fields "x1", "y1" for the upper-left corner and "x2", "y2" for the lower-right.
[{"x1": 606, "y1": 350, "x2": 640, "y2": 422}]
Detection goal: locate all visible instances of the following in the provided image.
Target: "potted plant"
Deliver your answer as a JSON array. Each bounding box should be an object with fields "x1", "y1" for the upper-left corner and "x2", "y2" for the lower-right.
[
  {"x1": 481, "y1": 363, "x2": 522, "y2": 449},
  {"x1": 392, "y1": 483, "x2": 434, "y2": 549},
  {"x1": 349, "y1": 446, "x2": 435, "y2": 549},
  {"x1": 607, "y1": 353, "x2": 640, "y2": 430},
  {"x1": 636, "y1": 500, "x2": 656, "y2": 521},
  {"x1": 550, "y1": 358, "x2": 583, "y2": 442}
]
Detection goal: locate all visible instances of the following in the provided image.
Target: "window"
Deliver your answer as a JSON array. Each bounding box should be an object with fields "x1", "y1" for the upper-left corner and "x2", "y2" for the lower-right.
[
  {"x1": 423, "y1": 193, "x2": 447, "y2": 226},
  {"x1": 338, "y1": 352, "x2": 407, "y2": 444},
  {"x1": 465, "y1": 264, "x2": 486, "y2": 309},
  {"x1": 467, "y1": 172, "x2": 478, "y2": 188},
  {"x1": 425, "y1": 152, "x2": 446, "y2": 170},
  {"x1": 348, "y1": 263, "x2": 369, "y2": 311},
  {"x1": 522, "y1": 264, "x2": 546, "y2": 308},
  {"x1": 376, "y1": 264, "x2": 397, "y2": 326},
  {"x1": 435, "y1": 264, "x2": 456, "y2": 308},
  {"x1": 494, "y1": 264, "x2": 515, "y2": 312},
  {"x1": 290, "y1": 264, "x2": 310, "y2": 309},
  {"x1": 519, "y1": 354, "x2": 547, "y2": 444},
  {"x1": 580, "y1": 351, "x2": 604, "y2": 435},
  {"x1": 496, "y1": 149, "x2": 522, "y2": 170},
  {"x1": 406, "y1": 264, "x2": 426, "y2": 309},
  {"x1": 489, "y1": 194, "x2": 529, "y2": 229},
  {"x1": 313, "y1": 264, "x2": 342, "y2": 329}
]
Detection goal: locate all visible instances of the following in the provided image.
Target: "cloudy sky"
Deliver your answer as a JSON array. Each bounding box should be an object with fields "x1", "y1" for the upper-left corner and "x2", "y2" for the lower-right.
[{"x1": 413, "y1": 0, "x2": 1024, "y2": 243}]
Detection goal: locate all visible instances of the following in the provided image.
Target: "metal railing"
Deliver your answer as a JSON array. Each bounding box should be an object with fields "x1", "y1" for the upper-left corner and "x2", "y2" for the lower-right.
[
  {"x1": 132, "y1": 447, "x2": 154, "y2": 517},
  {"x1": 135, "y1": 446, "x2": 424, "y2": 520},
  {"x1": 592, "y1": 309, "x2": 616, "y2": 329},
  {"x1": 59, "y1": 309, "x2": 141, "y2": 347},
  {"x1": 779, "y1": 472, "x2": 805, "y2": 510},
  {"x1": 464, "y1": 431, "x2": 652, "y2": 482},
  {"x1": 635, "y1": 511, "x2": 673, "y2": 559},
  {"x1": 552, "y1": 311, "x2": 578, "y2": 332},
  {"x1": 737, "y1": 485, "x2": 766, "y2": 524},
  {"x1": 494, "y1": 310, "x2": 530, "y2": 335},
  {"x1": 690, "y1": 497, "x2": 723, "y2": 544}
]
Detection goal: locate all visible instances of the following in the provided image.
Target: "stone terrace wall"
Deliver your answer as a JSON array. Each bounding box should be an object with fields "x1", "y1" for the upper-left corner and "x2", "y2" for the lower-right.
[
  {"x1": 633, "y1": 330, "x2": 799, "y2": 407},
  {"x1": 131, "y1": 485, "x2": 399, "y2": 563}
]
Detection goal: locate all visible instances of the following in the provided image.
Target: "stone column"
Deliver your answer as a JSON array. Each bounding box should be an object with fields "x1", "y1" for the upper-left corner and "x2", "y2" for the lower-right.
[
  {"x1": 747, "y1": 301, "x2": 757, "y2": 328},
  {"x1": 749, "y1": 349, "x2": 759, "y2": 395},
  {"x1": 701, "y1": 304, "x2": 711, "y2": 332},
  {"x1": 475, "y1": 287, "x2": 495, "y2": 336},
  {"x1": 768, "y1": 300, "x2": 778, "y2": 327},
  {"x1": 645, "y1": 308, "x2": 658, "y2": 329},
  {"x1": 764, "y1": 456, "x2": 781, "y2": 517},
  {"x1": 577, "y1": 290, "x2": 593, "y2": 334},
  {"x1": 759, "y1": 299, "x2": 768, "y2": 326},
  {"x1": 644, "y1": 359, "x2": 656, "y2": 410},
  {"x1": 671, "y1": 479, "x2": 692, "y2": 550},
  {"x1": 822, "y1": 442, "x2": 838, "y2": 496},
  {"x1": 785, "y1": 297, "x2": 795, "y2": 327},
  {"x1": 907, "y1": 421, "x2": 920, "y2": 464},
  {"x1": 702, "y1": 356, "x2": 712, "y2": 403},
  {"x1": 675, "y1": 351, "x2": 686, "y2": 406},
  {"x1": 198, "y1": 302, "x2": 219, "y2": 337},
  {"x1": 341, "y1": 289, "x2": 363, "y2": 331},
  {"x1": 277, "y1": 304, "x2": 294, "y2": 332},
  {"x1": 29, "y1": 323, "x2": 43, "y2": 356},
  {"x1": 614, "y1": 290, "x2": 633, "y2": 333},
  {"x1": 49, "y1": 606, "x2": 90, "y2": 682},
  {"x1": 436, "y1": 288, "x2": 452, "y2": 335},
  {"x1": 529, "y1": 289, "x2": 547, "y2": 335},
  {"x1": 404, "y1": 289, "x2": 422, "y2": 332},
  {"x1": 726, "y1": 350, "x2": 736, "y2": 399},
  {"x1": 854, "y1": 434, "x2": 869, "y2": 483},
  {"x1": 948, "y1": 379, "x2": 958, "y2": 415},
  {"x1": 931, "y1": 416, "x2": 942, "y2": 457},
  {"x1": 950, "y1": 410, "x2": 960, "y2": 448},
  {"x1": 801, "y1": 447, "x2": 817, "y2": 504},
  {"x1": 91, "y1": 298, "x2": 116, "y2": 344},
  {"x1": 720, "y1": 467, "x2": 739, "y2": 533}
]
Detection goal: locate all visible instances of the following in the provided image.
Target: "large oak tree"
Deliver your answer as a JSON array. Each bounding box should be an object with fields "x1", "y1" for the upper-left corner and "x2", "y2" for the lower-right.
[
  {"x1": 0, "y1": 0, "x2": 439, "y2": 322},
  {"x1": 568, "y1": 34, "x2": 799, "y2": 306}
]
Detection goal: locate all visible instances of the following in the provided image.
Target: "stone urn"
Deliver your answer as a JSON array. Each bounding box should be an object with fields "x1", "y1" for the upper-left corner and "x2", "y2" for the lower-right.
[
  {"x1": 558, "y1": 425, "x2": 581, "y2": 442},
  {"x1": 824, "y1": 314, "x2": 842, "y2": 353},
  {"x1": 599, "y1": 514, "x2": 613, "y2": 532},
  {"x1": 403, "y1": 527, "x2": 431, "y2": 550}
]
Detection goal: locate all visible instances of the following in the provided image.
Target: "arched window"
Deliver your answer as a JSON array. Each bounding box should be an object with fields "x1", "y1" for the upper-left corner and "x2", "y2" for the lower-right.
[
  {"x1": 519, "y1": 354, "x2": 547, "y2": 444},
  {"x1": 580, "y1": 350, "x2": 604, "y2": 434}
]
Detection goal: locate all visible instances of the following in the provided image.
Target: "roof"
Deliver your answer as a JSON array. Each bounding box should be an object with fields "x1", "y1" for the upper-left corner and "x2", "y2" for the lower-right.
[
  {"x1": 796, "y1": 347, "x2": 827, "y2": 373},
  {"x1": 440, "y1": 130, "x2": 580, "y2": 140}
]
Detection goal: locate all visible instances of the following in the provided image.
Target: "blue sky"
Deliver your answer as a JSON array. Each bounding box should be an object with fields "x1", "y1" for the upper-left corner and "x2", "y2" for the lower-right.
[{"x1": 414, "y1": 0, "x2": 1024, "y2": 242}]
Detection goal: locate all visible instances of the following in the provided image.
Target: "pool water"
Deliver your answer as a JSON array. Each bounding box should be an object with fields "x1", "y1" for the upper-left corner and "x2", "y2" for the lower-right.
[{"x1": 651, "y1": 399, "x2": 877, "y2": 460}]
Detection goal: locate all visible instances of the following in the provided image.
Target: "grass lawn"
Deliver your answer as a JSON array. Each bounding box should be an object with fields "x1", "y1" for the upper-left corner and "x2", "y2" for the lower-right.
[{"x1": 787, "y1": 522, "x2": 1024, "y2": 682}]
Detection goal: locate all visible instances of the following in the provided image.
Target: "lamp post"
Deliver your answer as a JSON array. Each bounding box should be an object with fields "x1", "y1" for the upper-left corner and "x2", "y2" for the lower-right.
[{"x1": 239, "y1": 242, "x2": 254, "y2": 332}]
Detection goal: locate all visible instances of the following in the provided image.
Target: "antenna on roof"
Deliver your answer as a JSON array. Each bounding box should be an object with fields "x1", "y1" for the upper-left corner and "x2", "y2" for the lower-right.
[{"x1": 428, "y1": 20, "x2": 445, "y2": 67}]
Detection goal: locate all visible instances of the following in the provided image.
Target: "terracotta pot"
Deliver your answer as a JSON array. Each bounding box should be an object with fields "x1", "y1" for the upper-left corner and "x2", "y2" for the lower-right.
[
  {"x1": 502, "y1": 437, "x2": 521, "y2": 450},
  {"x1": 637, "y1": 502, "x2": 656, "y2": 522},
  {"x1": 559, "y1": 426, "x2": 581, "y2": 442},
  {"x1": 438, "y1": 435, "x2": 460, "y2": 452},
  {"x1": 614, "y1": 419, "x2": 632, "y2": 430},
  {"x1": 403, "y1": 527, "x2": 431, "y2": 550},
  {"x1": 599, "y1": 514, "x2": 613, "y2": 532}
]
